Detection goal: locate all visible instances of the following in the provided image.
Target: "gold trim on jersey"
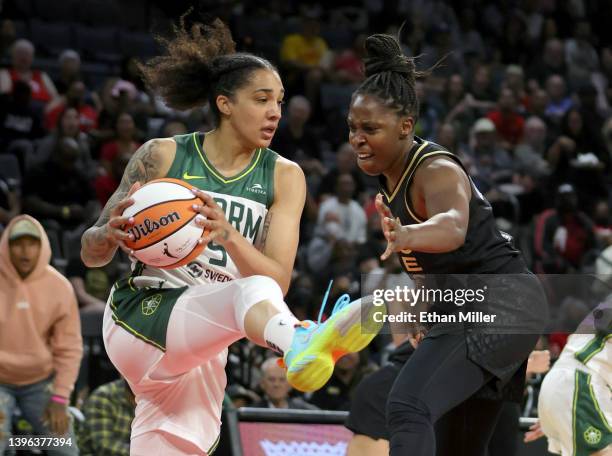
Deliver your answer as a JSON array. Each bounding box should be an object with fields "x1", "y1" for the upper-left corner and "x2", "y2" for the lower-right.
[
  {"x1": 192, "y1": 132, "x2": 263, "y2": 184},
  {"x1": 381, "y1": 140, "x2": 429, "y2": 202}
]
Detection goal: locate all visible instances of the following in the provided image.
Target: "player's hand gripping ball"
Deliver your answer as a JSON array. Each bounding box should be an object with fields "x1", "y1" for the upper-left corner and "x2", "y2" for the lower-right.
[{"x1": 121, "y1": 178, "x2": 210, "y2": 269}]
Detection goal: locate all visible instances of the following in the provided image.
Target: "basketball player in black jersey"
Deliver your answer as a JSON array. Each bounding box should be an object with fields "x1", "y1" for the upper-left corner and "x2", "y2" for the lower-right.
[{"x1": 347, "y1": 34, "x2": 548, "y2": 456}]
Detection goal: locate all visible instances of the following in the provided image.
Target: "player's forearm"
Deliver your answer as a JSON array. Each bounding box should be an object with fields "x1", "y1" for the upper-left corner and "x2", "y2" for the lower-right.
[
  {"x1": 401, "y1": 212, "x2": 467, "y2": 253},
  {"x1": 81, "y1": 225, "x2": 118, "y2": 267},
  {"x1": 224, "y1": 231, "x2": 291, "y2": 295}
]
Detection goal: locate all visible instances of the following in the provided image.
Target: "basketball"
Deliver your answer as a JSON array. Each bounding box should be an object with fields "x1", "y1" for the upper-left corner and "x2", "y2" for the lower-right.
[{"x1": 122, "y1": 178, "x2": 208, "y2": 269}]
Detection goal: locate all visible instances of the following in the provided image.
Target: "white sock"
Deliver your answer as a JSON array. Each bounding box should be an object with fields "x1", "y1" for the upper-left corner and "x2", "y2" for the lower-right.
[{"x1": 263, "y1": 313, "x2": 300, "y2": 355}]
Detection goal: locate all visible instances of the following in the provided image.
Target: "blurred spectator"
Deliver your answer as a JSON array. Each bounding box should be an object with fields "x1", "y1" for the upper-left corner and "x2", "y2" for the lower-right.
[
  {"x1": 271, "y1": 95, "x2": 322, "y2": 166},
  {"x1": 45, "y1": 80, "x2": 99, "y2": 133},
  {"x1": 466, "y1": 118, "x2": 513, "y2": 189},
  {"x1": 0, "y1": 19, "x2": 16, "y2": 58},
  {"x1": 253, "y1": 357, "x2": 318, "y2": 410},
  {"x1": 226, "y1": 384, "x2": 260, "y2": 408},
  {"x1": 77, "y1": 378, "x2": 135, "y2": 456},
  {"x1": 285, "y1": 274, "x2": 317, "y2": 320},
  {"x1": 0, "y1": 79, "x2": 46, "y2": 151},
  {"x1": 309, "y1": 352, "x2": 376, "y2": 411},
  {"x1": 498, "y1": 11, "x2": 529, "y2": 65},
  {"x1": 0, "y1": 39, "x2": 57, "y2": 104},
  {"x1": 456, "y1": 9, "x2": 486, "y2": 61},
  {"x1": 0, "y1": 216, "x2": 82, "y2": 454},
  {"x1": 512, "y1": 174, "x2": 548, "y2": 228},
  {"x1": 435, "y1": 122, "x2": 468, "y2": 159},
  {"x1": 317, "y1": 142, "x2": 367, "y2": 200},
  {"x1": 66, "y1": 250, "x2": 127, "y2": 314},
  {"x1": 592, "y1": 199, "x2": 612, "y2": 247},
  {"x1": 34, "y1": 106, "x2": 95, "y2": 177},
  {"x1": 565, "y1": 20, "x2": 599, "y2": 89},
  {"x1": 577, "y1": 84, "x2": 607, "y2": 155},
  {"x1": 23, "y1": 137, "x2": 98, "y2": 231},
  {"x1": 530, "y1": 38, "x2": 567, "y2": 85},
  {"x1": 487, "y1": 87, "x2": 525, "y2": 147},
  {"x1": 469, "y1": 64, "x2": 496, "y2": 104},
  {"x1": 95, "y1": 151, "x2": 131, "y2": 207},
  {"x1": 316, "y1": 173, "x2": 366, "y2": 244},
  {"x1": 545, "y1": 74, "x2": 573, "y2": 123},
  {"x1": 514, "y1": 116, "x2": 550, "y2": 173},
  {"x1": 527, "y1": 88, "x2": 550, "y2": 119},
  {"x1": 280, "y1": 16, "x2": 332, "y2": 111},
  {"x1": 591, "y1": 47, "x2": 612, "y2": 116},
  {"x1": 54, "y1": 50, "x2": 84, "y2": 96},
  {"x1": 99, "y1": 112, "x2": 141, "y2": 175},
  {"x1": 503, "y1": 64, "x2": 528, "y2": 111},
  {"x1": 331, "y1": 34, "x2": 366, "y2": 85},
  {"x1": 533, "y1": 183, "x2": 597, "y2": 273}
]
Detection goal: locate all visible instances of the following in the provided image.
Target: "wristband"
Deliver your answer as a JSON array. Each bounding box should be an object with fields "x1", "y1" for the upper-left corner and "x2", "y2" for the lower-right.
[{"x1": 50, "y1": 395, "x2": 68, "y2": 405}]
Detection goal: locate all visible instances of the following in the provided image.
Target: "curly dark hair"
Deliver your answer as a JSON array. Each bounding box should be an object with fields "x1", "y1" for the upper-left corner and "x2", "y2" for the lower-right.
[
  {"x1": 352, "y1": 34, "x2": 429, "y2": 121},
  {"x1": 138, "y1": 17, "x2": 276, "y2": 125}
]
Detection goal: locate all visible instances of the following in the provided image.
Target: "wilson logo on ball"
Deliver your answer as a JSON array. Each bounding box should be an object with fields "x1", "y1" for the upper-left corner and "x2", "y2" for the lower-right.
[{"x1": 127, "y1": 211, "x2": 181, "y2": 241}]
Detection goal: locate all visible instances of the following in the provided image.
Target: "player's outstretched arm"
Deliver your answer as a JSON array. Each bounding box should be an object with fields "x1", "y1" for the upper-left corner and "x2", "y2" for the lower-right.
[
  {"x1": 80, "y1": 138, "x2": 175, "y2": 267},
  {"x1": 379, "y1": 157, "x2": 470, "y2": 259}
]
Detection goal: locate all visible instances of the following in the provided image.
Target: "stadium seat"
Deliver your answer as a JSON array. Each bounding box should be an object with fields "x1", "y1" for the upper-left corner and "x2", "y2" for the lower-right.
[
  {"x1": 29, "y1": 19, "x2": 74, "y2": 57},
  {"x1": 118, "y1": 30, "x2": 159, "y2": 58},
  {"x1": 33, "y1": 0, "x2": 77, "y2": 23},
  {"x1": 74, "y1": 25, "x2": 121, "y2": 63},
  {"x1": 76, "y1": 0, "x2": 120, "y2": 26}
]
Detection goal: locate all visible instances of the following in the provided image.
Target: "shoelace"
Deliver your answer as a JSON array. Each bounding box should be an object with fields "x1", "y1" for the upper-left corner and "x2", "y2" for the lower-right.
[{"x1": 316, "y1": 280, "x2": 351, "y2": 324}]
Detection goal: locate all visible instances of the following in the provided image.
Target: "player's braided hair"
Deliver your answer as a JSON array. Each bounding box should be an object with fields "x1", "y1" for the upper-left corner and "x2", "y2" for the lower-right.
[
  {"x1": 138, "y1": 17, "x2": 276, "y2": 125},
  {"x1": 353, "y1": 34, "x2": 429, "y2": 121}
]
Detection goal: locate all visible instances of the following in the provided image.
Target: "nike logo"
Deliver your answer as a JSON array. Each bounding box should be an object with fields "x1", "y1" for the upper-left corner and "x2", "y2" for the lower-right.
[{"x1": 183, "y1": 172, "x2": 206, "y2": 180}]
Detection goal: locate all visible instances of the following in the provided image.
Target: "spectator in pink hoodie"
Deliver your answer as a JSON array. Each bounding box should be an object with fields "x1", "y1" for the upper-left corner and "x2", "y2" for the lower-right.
[{"x1": 0, "y1": 215, "x2": 82, "y2": 455}]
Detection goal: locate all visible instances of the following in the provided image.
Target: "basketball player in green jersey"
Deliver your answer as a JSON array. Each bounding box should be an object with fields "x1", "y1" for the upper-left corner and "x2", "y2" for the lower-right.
[{"x1": 80, "y1": 20, "x2": 382, "y2": 455}]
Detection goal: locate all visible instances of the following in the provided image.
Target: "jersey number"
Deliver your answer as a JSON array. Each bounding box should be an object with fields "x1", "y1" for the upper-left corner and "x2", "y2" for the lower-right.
[{"x1": 208, "y1": 242, "x2": 228, "y2": 268}]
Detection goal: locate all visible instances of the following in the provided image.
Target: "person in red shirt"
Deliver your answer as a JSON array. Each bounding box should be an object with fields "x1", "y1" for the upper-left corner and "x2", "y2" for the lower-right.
[
  {"x1": 0, "y1": 39, "x2": 57, "y2": 105},
  {"x1": 98, "y1": 112, "x2": 141, "y2": 175},
  {"x1": 44, "y1": 80, "x2": 98, "y2": 132},
  {"x1": 487, "y1": 87, "x2": 525, "y2": 147}
]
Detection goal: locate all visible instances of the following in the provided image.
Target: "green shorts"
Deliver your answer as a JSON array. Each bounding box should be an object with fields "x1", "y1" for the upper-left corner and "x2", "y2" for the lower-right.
[
  {"x1": 109, "y1": 277, "x2": 188, "y2": 351},
  {"x1": 573, "y1": 369, "x2": 612, "y2": 456}
]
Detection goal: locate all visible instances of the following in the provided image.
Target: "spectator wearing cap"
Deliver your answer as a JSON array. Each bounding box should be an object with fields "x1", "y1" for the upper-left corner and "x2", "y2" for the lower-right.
[
  {"x1": 77, "y1": 378, "x2": 135, "y2": 456},
  {"x1": 0, "y1": 215, "x2": 82, "y2": 455},
  {"x1": 467, "y1": 118, "x2": 513, "y2": 190},
  {"x1": 253, "y1": 358, "x2": 318, "y2": 410},
  {"x1": 0, "y1": 39, "x2": 58, "y2": 105},
  {"x1": 487, "y1": 87, "x2": 525, "y2": 147}
]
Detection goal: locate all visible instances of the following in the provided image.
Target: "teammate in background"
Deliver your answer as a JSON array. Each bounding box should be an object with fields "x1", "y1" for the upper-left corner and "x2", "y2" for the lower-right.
[
  {"x1": 525, "y1": 305, "x2": 611, "y2": 456},
  {"x1": 80, "y1": 18, "x2": 379, "y2": 456},
  {"x1": 347, "y1": 34, "x2": 547, "y2": 455}
]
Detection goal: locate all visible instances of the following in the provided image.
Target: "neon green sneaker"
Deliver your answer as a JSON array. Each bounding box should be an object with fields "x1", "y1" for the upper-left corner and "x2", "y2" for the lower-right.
[{"x1": 282, "y1": 284, "x2": 385, "y2": 393}]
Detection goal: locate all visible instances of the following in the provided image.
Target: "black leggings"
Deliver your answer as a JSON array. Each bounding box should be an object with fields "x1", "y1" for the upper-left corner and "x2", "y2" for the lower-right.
[{"x1": 386, "y1": 333, "x2": 504, "y2": 456}]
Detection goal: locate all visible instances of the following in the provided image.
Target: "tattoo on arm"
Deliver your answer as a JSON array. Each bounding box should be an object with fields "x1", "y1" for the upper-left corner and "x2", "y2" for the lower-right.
[
  {"x1": 255, "y1": 211, "x2": 273, "y2": 251},
  {"x1": 94, "y1": 140, "x2": 163, "y2": 228},
  {"x1": 82, "y1": 140, "x2": 164, "y2": 262}
]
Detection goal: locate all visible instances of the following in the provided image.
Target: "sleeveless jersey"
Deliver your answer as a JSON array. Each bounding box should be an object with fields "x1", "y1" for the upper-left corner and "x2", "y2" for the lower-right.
[
  {"x1": 380, "y1": 137, "x2": 523, "y2": 275},
  {"x1": 134, "y1": 132, "x2": 278, "y2": 288},
  {"x1": 562, "y1": 333, "x2": 611, "y2": 385}
]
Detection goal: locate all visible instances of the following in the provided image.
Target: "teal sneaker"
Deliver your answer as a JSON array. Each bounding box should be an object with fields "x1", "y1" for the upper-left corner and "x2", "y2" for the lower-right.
[{"x1": 282, "y1": 283, "x2": 384, "y2": 392}]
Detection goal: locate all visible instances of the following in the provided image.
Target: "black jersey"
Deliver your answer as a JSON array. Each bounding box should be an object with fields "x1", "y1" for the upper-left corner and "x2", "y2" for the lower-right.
[{"x1": 380, "y1": 136, "x2": 524, "y2": 275}]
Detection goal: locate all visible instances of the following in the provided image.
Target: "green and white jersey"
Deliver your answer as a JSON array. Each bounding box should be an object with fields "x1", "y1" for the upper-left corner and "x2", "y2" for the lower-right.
[
  {"x1": 134, "y1": 132, "x2": 278, "y2": 288},
  {"x1": 562, "y1": 333, "x2": 611, "y2": 386}
]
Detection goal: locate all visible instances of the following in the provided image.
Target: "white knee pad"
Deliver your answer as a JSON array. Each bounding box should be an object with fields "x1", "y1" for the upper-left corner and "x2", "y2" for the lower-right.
[{"x1": 233, "y1": 275, "x2": 287, "y2": 334}]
